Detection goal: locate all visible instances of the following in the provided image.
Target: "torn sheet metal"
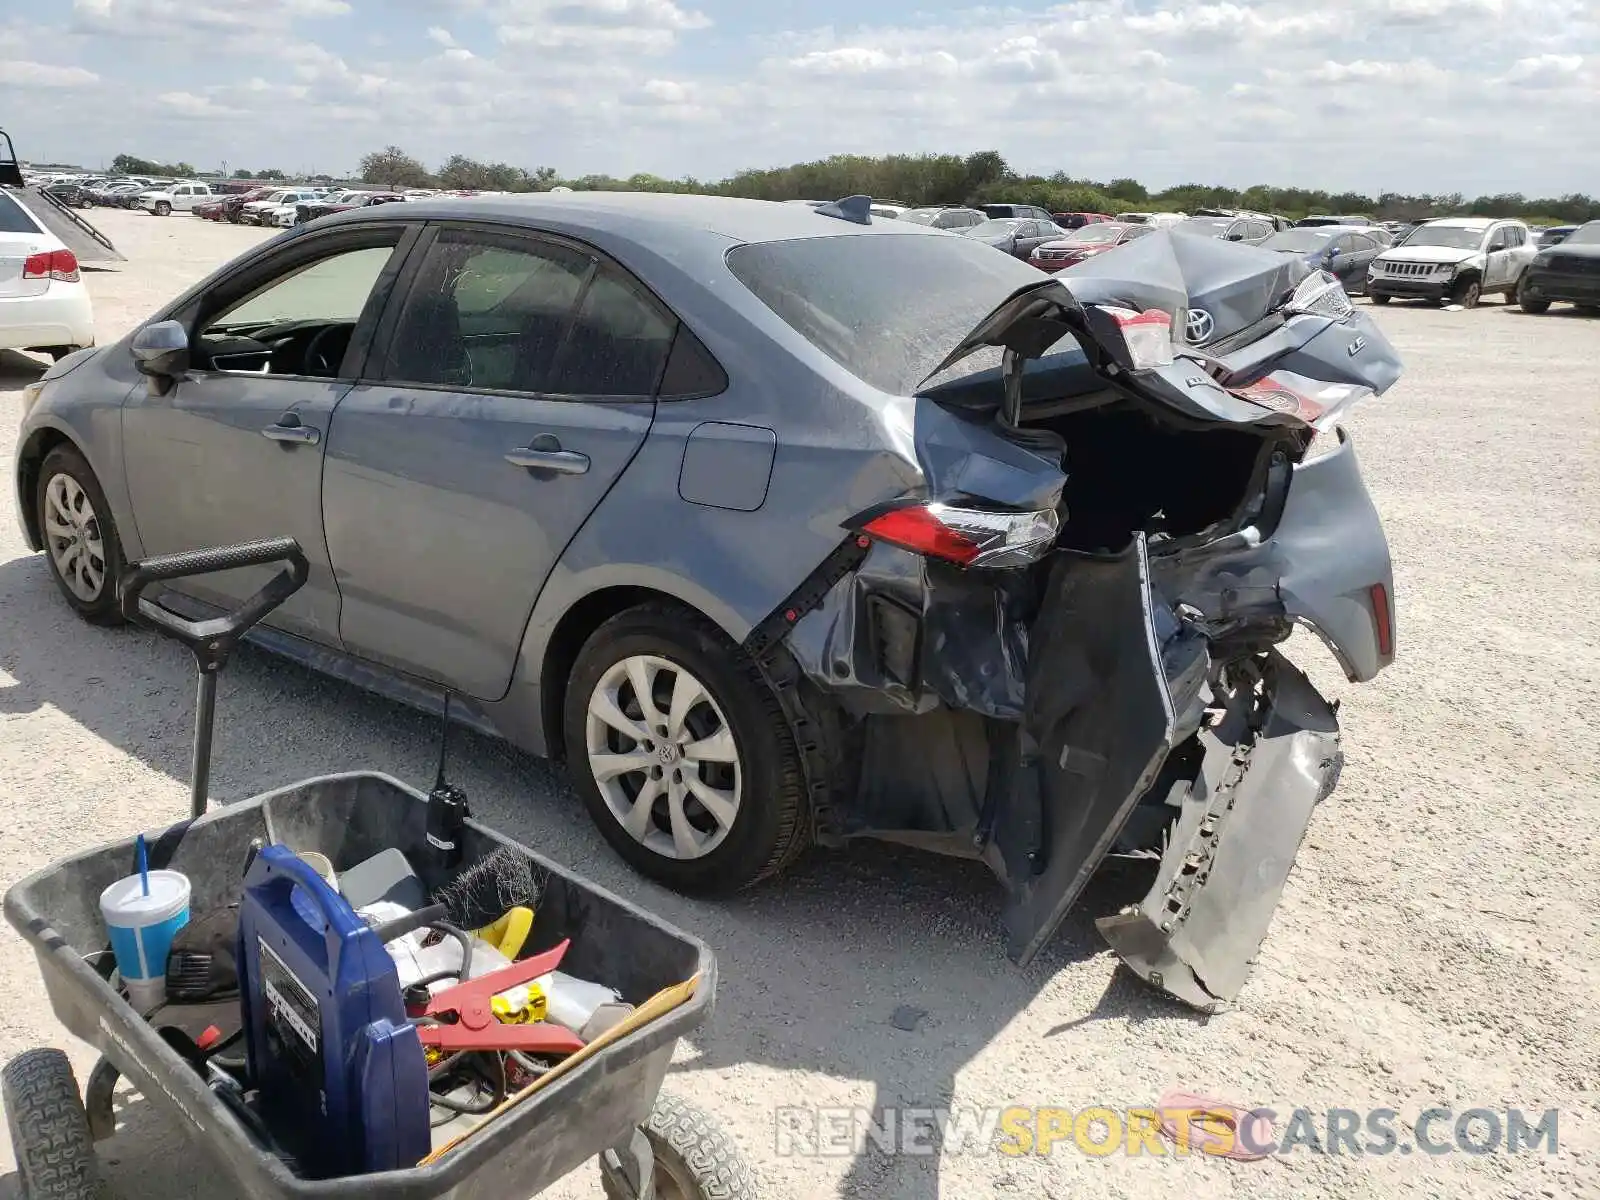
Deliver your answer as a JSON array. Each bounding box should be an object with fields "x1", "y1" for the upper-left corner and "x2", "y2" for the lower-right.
[{"x1": 1097, "y1": 651, "x2": 1341, "y2": 1009}]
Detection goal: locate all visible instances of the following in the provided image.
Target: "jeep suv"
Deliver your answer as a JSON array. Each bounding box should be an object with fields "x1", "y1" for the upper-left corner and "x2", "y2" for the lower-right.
[{"x1": 1367, "y1": 217, "x2": 1537, "y2": 308}]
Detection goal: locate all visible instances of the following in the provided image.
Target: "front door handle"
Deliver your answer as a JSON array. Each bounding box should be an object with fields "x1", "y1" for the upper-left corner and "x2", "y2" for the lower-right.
[
  {"x1": 261, "y1": 412, "x2": 320, "y2": 446},
  {"x1": 505, "y1": 435, "x2": 589, "y2": 475}
]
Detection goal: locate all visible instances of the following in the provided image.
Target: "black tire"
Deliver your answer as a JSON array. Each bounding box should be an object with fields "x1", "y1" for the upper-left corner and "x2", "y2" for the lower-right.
[
  {"x1": 2, "y1": 1049, "x2": 108, "y2": 1200},
  {"x1": 1520, "y1": 294, "x2": 1552, "y2": 314},
  {"x1": 563, "y1": 602, "x2": 808, "y2": 896},
  {"x1": 155, "y1": 201, "x2": 171, "y2": 217},
  {"x1": 601, "y1": 1092, "x2": 758, "y2": 1200},
  {"x1": 1449, "y1": 277, "x2": 1481, "y2": 308},
  {"x1": 1504, "y1": 276, "x2": 1522, "y2": 305},
  {"x1": 35, "y1": 444, "x2": 127, "y2": 626},
  {"x1": 1369, "y1": 293, "x2": 1391, "y2": 305},
  {"x1": 1576, "y1": 304, "x2": 1600, "y2": 315}
]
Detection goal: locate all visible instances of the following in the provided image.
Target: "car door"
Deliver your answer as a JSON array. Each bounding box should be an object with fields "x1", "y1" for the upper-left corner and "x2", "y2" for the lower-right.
[
  {"x1": 1481, "y1": 226, "x2": 1513, "y2": 289},
  {"x1": 120, "y1": 222, "x2": 419, "y2": 645},
  {"x1": 1345, "y1": 233, "x2": 1380, "y2": 288},
  {"x1": 321, "y1": 223, "x2": 671, "y2": 700}
]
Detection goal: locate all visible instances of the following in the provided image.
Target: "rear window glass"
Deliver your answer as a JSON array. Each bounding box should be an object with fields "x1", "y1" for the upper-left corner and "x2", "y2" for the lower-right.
[
  {"x1": 0, "y1": 192, "x2": 44, "y2": 234},
  {"x1": 725, "y1": 233, "x2": 1048, "y2": 395}
]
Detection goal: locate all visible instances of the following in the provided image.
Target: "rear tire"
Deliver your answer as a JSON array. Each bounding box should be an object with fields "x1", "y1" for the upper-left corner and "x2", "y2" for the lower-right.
[
  {"x1": 563, "y1": 602, "x2": 809, "y2": 896},
  {"x1": 1520, "y1": 295, "x2": 1552, "y2": 314},
  {"x1": 600, "y1": 1092, "x2": 758, "y2": 1200},
  {"x1": 2, "y1": 1048, "x2": 108, "y2": 1200},
  {"x1": 35, "y1": 444, "x2": 126, "y2": 626}
]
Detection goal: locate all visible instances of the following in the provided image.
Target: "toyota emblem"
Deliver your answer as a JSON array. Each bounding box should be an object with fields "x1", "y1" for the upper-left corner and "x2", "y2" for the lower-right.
[{"x1": 1184, "y1": 308, "x2": 1215, "y2": 345}]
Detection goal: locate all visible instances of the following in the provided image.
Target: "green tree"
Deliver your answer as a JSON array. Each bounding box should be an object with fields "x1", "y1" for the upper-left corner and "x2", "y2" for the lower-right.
[
  {"x1": 359, "y1": 145, "x2": 432, "y2": 189},
  {"x1": 255, "y1": 168, "x2": 287, "y2": 181},
  {"x1": 1106, "y1": 177, "x2": 1148, "y2": 203},
  {"x1": 235, "y1": 168, "x2": 254, "y2": 179}
]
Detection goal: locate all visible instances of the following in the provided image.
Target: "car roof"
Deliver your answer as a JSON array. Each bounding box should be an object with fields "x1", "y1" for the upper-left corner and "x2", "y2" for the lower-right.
[
  {"x1": 330, "y1": 191, "x2": 953, "y2": 249},
  {"x1": 1426, "y1": 217, "x2": 1506, "y2": 229}
]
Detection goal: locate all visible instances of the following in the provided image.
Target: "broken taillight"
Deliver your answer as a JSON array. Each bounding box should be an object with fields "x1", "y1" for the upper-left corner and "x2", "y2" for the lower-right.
[
  {"x1": 856, "y1": 501, "x2": 1059, "y2": 568},
  {"x1": 1097, "y1": 306, "x2": 1175, "y2": 370},
  {"x1": 22, "y1": 249, "x2": 80, "y2": 283},
  {"x1": 1369, "y1": 581, "x2": 1394, "y2": 659}
]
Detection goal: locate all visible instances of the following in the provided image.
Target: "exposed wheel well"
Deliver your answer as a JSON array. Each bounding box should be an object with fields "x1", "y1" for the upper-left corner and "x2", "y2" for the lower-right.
[
  {"x1": 14, "y1": 428, "x2": 75, "y2": 551},
  {"x1": 539, "y1": 585, "x2": 707, "y2": 762}
]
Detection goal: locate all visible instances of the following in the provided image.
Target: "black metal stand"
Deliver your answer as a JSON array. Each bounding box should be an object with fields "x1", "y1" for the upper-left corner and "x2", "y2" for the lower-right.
[{"x1": 191, "y1": 668, "x2": 219, "y2": 820}]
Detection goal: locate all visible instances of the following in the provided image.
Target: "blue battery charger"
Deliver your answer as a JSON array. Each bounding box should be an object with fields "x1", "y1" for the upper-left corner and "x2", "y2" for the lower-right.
[{"x1": 235, "y1": 844, "x2": 432, "y2": 1178}]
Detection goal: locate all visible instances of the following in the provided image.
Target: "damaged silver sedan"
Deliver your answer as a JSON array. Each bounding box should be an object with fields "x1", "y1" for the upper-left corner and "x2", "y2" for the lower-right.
[{"x1": 15, "y1": 193, "x2": 1397, "y2": 1007}]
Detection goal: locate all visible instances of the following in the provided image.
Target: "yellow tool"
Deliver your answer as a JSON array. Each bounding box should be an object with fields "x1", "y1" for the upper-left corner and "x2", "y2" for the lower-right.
[
  {"x1": 476, "y1": 905, "x2": 534, "y2": 960},
  {"x1": 490, "y1": 980, "x2": 549, "y2": 1025}
]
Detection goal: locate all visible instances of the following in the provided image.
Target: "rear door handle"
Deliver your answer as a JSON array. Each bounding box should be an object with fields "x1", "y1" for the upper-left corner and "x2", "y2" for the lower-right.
[
  {"x1": 505, "y1": 436, "x2": 589, "y2": 475},
  {"x1": 261, "y1": 412, "x2": 320, "y2": 446}
]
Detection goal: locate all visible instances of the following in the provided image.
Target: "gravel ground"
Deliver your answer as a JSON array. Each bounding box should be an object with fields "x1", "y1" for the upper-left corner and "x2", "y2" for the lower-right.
[{"x1": 1, "y1": 208, "x2": 1597, "y2": 1199}]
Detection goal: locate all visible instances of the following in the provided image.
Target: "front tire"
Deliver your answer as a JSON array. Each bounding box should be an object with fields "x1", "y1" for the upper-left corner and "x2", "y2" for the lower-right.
[
  {"x1": 35, "y1": 445, "x2": 126, "y2": 625},
  {"x1": 1369, "y1": 293, "x2": 1391, "y2": 305},
  {"x1": 1449, "y1": 277, "x2": 1481, "y2": 308},
  {"x1": 1520, "y1": 294, "x2": 1552, "y2": 314},
  {"x1": 154, "y1": 201, "x2": 171, "y2": 216},
  {"x1": 563, "y1": 602, "x2": 808, "y2": 896}
]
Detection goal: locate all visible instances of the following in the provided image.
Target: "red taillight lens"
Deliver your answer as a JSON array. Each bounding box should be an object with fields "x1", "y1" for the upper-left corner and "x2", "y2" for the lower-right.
[
  {"x1": 861, "y1": 506, "x2": 983, "y2": 565},
  {"x1": 22, "y1": 249, "x2": 79, "y2": 283},
  {"x1": 857, "y1": 502, "x2": 1060, "y2": 569},
  {"x1": 1369, "y1": 581, "x2": 1393, "y2": 658}
]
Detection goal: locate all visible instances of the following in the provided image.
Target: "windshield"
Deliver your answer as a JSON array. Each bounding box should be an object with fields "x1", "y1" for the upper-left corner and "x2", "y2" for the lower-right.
[
  {"x1": 898, "y1": 209, "x2": 940, "y2": 225},
  {"x1": 968, "y1": 219, "x2": 1022, "y2": 237},
  {"x1": 1563, "y1": 223, "x2": 1600, "y2": 246},
  {"x1": 1395, "y1": 225, "x2": 1486, "y2": 251},
  {"x1": 1179, "y1": 217, "x2": 1231, "y2": 235},
  {"x1": 1263, "y1": 230, "x2": 1334, "y2": 252},
  {"x1": 726, "y1": 233, "x2": 1051, "y2": 395},
  {"x1": 1068, "y1": 224, "x2": 1124, "y2": 245}
]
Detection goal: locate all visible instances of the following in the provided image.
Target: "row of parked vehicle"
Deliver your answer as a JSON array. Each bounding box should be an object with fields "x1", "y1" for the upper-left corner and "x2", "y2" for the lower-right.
[
  {"x1": 185, "y1": 186, "x2": 407, "y2": 227},
  {"x1": 857, "y1": 200, "x2": 1596, "y2": 318}
]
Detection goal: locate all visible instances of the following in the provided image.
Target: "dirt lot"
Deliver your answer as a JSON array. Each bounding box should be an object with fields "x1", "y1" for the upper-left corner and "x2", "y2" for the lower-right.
[{"x1": 2, "y1": 207, "x2": 1597, "y2": 1199}]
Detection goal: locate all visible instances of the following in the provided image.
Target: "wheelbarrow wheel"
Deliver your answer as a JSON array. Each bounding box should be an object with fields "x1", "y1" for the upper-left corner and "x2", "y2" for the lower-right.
[
  {"x1": 2, "y1": 1048, "x2": 108, "y2": 1199},
  {"x1": 601, "y1": 1091, "x2": 757, "y2": 1200}
]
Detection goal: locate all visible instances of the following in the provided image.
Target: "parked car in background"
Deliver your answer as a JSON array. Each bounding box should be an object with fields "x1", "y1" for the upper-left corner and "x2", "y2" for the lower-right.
[
  {"x1": 218, "y1": 187, "x2": 276, "y2": 223},
  {"x1": 41, "y1": 181, "x2": 92, "y2": 208},
  {"x1": 896, "y1": 206, "x2": 986, "y2": 231},
  {"x1": 239, "y1": 188, "x2": 318, "y2": 225},
  {"x1": 192, "y1": 197, "x2": 226, "y2": 221},
  {"x1": 980, "y1": 203, "x2": 1055, "y2": 221},
  {"x1": 136, "y1": 181, "x2": 214, "y2": 216},
  {"x1": 295, "y1": 191, "x2": 406, "y2": 224},
  {"x1": 1029, "y1": 221, "x2": 1153, "y2": 271},
  {"x1": 87, "y1": 182, "x2": 148, "y2": 208},
  {"x1": 1519, "y1": 220, "x2": 1600, "y2": 315},
  {"x1": 0, "y1": 188, "x2": 94, "y2": 361},
  {"x1": 962, "y1": 217, "x2": 1065, "y2": 258},
  {"x1": 1050, "y1": 212, "x2": 1113, "y2": 230},
  {"x1": 1174, "y1": 213, "x2": 1277, "y2": 245},
  {"x1": 1296, "y1": 215, "x2": 1374, "y2": 228},
  {"x1": 1116, "y1": 211, "x2": 1187, "y2": 228},
  {"x1": 1538, "y1": 225, "x2": 1579, "y2": 248},
  {"x1": 1260, "y1": 225, "x2": 1386, "y2": 294},
  {"x1": 1367, "y1": 217, "x2": 1536, "y2": 307}
]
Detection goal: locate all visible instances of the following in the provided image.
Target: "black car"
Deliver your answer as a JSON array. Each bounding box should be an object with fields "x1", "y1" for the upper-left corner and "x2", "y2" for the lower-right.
[
  {"x1": 961, "y1": 217, "x2": 1065, "y2": 258},
  {"x1": 1260, "y1": 226, "x2": 1387, "y2": 294},
  {"x1": 1519, "y1": 221, "x2": 1600, "y2": 314},
  {"x1": 1537, "y1": 225, "x2": 1579, "y2": 248}
]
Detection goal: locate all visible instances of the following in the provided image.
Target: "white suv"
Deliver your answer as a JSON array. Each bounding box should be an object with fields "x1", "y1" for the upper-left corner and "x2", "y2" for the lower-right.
[
  {"x1": 137, "y1": 181, "x2": 213, "y2": 216},
  {"x1": 1367, "y1": 218, "x2": 1537, "y2": 308}
]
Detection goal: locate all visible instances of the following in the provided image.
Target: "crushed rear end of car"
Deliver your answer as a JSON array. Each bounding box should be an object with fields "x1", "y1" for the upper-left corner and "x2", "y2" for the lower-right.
[{"x1": 745, "y1": 231, "x2": 1400, "y2": 1008}]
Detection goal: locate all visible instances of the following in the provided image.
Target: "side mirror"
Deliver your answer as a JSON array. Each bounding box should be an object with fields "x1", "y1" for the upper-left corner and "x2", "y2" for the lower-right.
[
  {"x1": 1226, "y1": 232, "x2": 1245, "y2": 241},
  {"x1": 131, "y1": 320, "x2": 190, "y2": 391}
]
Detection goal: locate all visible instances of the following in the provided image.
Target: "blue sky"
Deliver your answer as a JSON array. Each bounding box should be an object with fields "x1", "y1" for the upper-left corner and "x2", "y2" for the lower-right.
[{"x1": 1, "y1": 0, "x2": 1595, "y2": 195}]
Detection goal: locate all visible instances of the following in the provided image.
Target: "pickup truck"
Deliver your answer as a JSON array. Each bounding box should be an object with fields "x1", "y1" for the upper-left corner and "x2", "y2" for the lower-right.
[{"x1": 136, "y1": 182, "x2": 214, "y2": 216}]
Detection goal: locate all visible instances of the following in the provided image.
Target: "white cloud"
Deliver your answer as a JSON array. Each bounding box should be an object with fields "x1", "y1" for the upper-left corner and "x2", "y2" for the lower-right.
[
  {"x1": 0, "y1": 60, "x2": 99, "y2": 87},
  {"x1": 13, "y1": 0, "x2": 1598, "y2": 195}
]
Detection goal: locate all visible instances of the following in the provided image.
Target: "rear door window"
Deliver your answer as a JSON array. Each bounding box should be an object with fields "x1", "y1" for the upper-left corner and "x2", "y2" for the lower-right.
[
  {"x1": 548, "y1": 266, "x2": 676, "y2": 397},
  {"x1": 0, "y1": 191, "x2": 44, "y2": 234}
]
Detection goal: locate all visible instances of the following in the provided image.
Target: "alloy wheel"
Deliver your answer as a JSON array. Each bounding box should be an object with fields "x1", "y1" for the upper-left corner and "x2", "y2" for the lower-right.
[
  {"x1": 43, "y1": 473, "x2": 107, "y2": 602},
  {"x1": 584, "y1": 654, "x2": 741, "y2": 861}
]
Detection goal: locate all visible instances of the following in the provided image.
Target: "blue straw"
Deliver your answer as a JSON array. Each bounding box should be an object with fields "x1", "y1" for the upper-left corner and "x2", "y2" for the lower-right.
[{"x1": 136, "y1": 834, "x2": 150, "y2": 897}]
